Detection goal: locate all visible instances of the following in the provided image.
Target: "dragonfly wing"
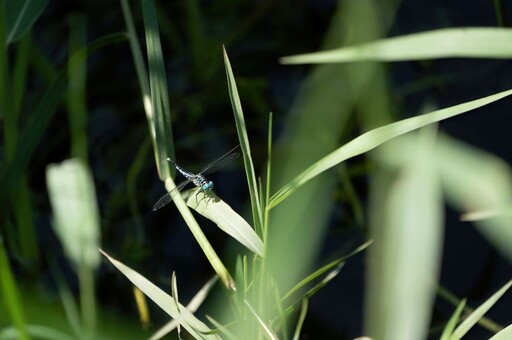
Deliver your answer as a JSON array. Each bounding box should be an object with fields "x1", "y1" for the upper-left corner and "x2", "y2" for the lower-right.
[
  {"x1": 152, "y1": 179, "x2": 192, "y2": 211},
  {"x1": 200, "y1": 145, "x2": 240, "y2": 175}
]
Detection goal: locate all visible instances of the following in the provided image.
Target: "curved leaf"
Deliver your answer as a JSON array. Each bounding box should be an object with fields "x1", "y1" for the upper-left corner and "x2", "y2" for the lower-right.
[
  {"x1": 187, "y1": 189, "x2": 263, "y2": 257},
  {"x1": 100, "y1": 250, "x2": 220, "y2": 340},
  {"x1": 269, "y1": 89, "x2": 512, "y2": 208}
]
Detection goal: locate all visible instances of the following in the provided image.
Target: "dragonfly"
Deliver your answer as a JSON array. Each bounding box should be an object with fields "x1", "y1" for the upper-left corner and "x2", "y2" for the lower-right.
[{"x1": 152, "y1": 145, "x2": 240, "y2": 211}]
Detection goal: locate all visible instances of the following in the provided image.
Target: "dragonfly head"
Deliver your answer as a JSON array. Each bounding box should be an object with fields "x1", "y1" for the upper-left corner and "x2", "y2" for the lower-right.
[{"x1": 202, "y1": 181, "x2": 214, "y2": 191}]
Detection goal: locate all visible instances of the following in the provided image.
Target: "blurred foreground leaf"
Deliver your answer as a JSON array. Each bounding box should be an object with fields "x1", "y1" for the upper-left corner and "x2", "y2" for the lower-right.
[
  {"x1": 46, "y1": 159, "x2": 101, "y2": 269},
  {"x1": 366, "y1": 128, "x2": 442, "y2": 339}
]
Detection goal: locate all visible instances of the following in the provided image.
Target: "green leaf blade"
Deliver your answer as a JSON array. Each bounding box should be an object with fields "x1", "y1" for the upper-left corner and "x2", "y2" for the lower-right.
[
  {"x1": 223, "y1": 46, "x2": 263, "y2": 231},
  {"x1": 100, "y1": 250, "x2": 220, "y2": 339},
  {"x1": 187, "y1": 190, "x2": 264, "y2": 257},
  {"x1": 269, "y1": 89, "x2": 512, "y2": 208},
  {"x1": 451, "y1": 279, "x2": 512, "y2": 339},
  {"x1": 141, "y1": 0, "x2": 174, "y2": 180},
  {"x1": 281, "y1": 28, "x2": 512, "y2": 64}
]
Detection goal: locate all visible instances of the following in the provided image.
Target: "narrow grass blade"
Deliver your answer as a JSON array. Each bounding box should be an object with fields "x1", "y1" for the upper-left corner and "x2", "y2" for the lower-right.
[
  {"x1": 141, "y1": 0, "x2": 174, "y2": 180},
  {"x1": 244, "y1": 299, "x2": 278, "y2": 340},
  {"x1": 0, "y1": 33, "x2": 127, "y2": 220},
  {"x1": 5, "y1": 0, "x2": 49, "y2": 44},
  {"x1": 0, "y1": 243, "x2": 29, "y2": 339},
  {"x1": 51, "y1": 265, "x2": 83, "y2": 338},
  {"x1": 263, "y1": 112, "x2": 273, "y2": 243},
  {"x1": 282, "y1": 240, "x2": 371, "y2": 301},
  {"x1": 283, "y1": 262, "x2": 344, "y2": 317},
  {"x1": 437, "y1": 285, "x2": 502, "y2": 333},
  {"x1": 150, "y1": 276, "x2": 219, "y2": 340},
  {"x1": 0, "y1": 1, "x2": 16, "y2": 157},
  {"x1": 440, "y1": 299, "x2": 466, "y2": 340},
  {"x1": 272, "y1": 280, "x2": 289, "y2": 340},
  {"x1": 67, "y1": 14, "x2": 88, "y2": 161},
  {"x1": 461, "y1": 208, "x2": 512, "y2": 222},
  {"x1": 292, "y1": 299, "x2": 308, "y2": 340},
  {"x1": 100, "y1": 250, "x2": 220, "y2": 340},
  {"x1": 269, "y1": 89, "x2": 512, "y2": 208},
  {"x1": 1, "y1": 3, "x2": 39, "y2": 263},
  {"x1": 280, "y1": 28, "x2": 512, "y2": 64},
  {"x1": 119, "y1": 0, "x2": 154, "y2": 147},
  {"x1": 0, "y1": 324, "x2": 75, "y2": 340},
  {"x1": 234, "y1": 256, "x2": 245, "y2": 296},
  {"x1": 187, "y1": 190, "x2": 264, "y2": 257},
  {"x1": 133, "y1": 287, "x2": 150, "y2": 329},
  {"x1": 205, "y1": 316, "x2": 238, "y2": 340},
  {"x1": 451, "y1": 279, "x2": 512, "y2": 339},
  {"x1": 126, "y1": 138, "x2": 151, "y2": 241},
  {"x1": 13, "y1": 31, "x2": 30, "y2": 114},
  {"x1": 184, "y1": 276, "x2": 219, "y2": 313},
  {"x1": 171, "y1": 272, "x2": 182, "y2": 338},
  {"x1": 223, "y1": 46, "x2": 263, "y2": 230},
  {"x1": 30, "y1": 40, "x2": 57, "y2": 81}
]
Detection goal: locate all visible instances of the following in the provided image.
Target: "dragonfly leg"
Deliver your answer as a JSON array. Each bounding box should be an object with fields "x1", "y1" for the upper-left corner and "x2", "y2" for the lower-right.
[
  {"x1": 193, "y1": 189, "x2": 215, "y2": 205},
  {"x1": 194, "y1": 189, "x2": 205, "y2": 205}
]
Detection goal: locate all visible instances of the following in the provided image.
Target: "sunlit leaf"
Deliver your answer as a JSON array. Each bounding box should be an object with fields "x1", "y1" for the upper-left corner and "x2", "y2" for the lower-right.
[
  {"x1": 281, "y1": 28, "x2": 512, "y2": 64},
  {"x1": 451, "y1": 279, "x2": 512, "y2": 339},
  {"x1": 187, "y1": 190, "x2": 264, "y2": 257},
  {"x1": 100, "y1": 250, "x2": 220, "y2": 340},
  {"x1": 141, "y1": 0, "x2": 174, "y2": 180},
  {"x1": 150, "y1": 276, "x2": 218, "y2": 340},
  {"x1": 269, "y1": 89, "x2": 512, "y2": 208},
  {"x1": 223, "y1": 46, "x2": 262, "y2": 230},
  {"x1": 440, "y1": 299, "x2": 466, "y2": 340}
]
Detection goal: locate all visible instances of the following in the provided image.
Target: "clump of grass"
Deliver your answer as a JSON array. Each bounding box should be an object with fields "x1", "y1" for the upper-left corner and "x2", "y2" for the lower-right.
[{"x1": 3, "y1": 1, "x2": 512, "y2": 339}]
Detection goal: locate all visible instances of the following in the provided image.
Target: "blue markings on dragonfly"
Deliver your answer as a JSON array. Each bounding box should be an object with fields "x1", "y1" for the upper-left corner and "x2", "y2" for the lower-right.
[{"x1": 152, "y1": 145, "x2": 240, "y2": 211}]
